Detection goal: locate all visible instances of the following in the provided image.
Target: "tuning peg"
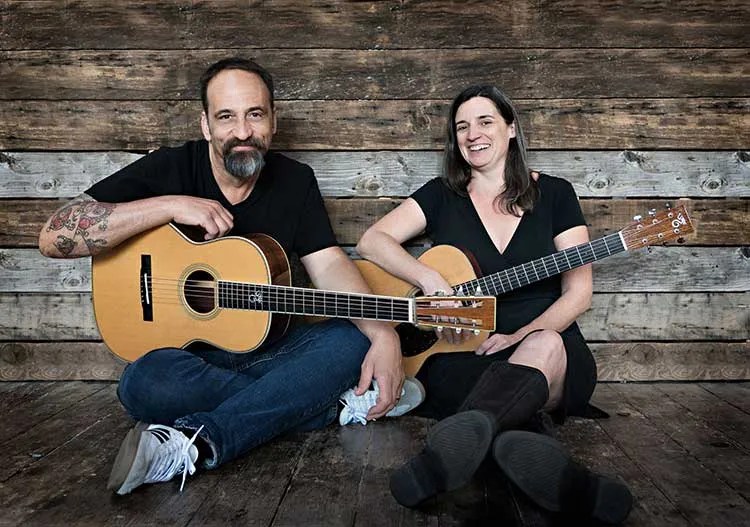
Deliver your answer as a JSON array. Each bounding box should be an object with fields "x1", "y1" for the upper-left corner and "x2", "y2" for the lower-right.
[
  {"x1": 633, "y1": 214, "x2": 643, "y2": 221},
  {"x1": 436, "y1": 326, "x2": 443, "y2": 331},
  {"x1": 455, "y1": 328, "x2": 462, "y2": 334},
  {"x1": 474, "y1": 286, "x2": 483, "y2": 295},
  {"x1": 646, "y1": 246, "x2": 653, "y2": 254},
  {"x1": 455, "y1": 285, "x2": 465, "y2": 296},
  {"x1": 665, "y1": 202, "x2": 672, "y2": 209},
  {"x1": 473, "y1": 329, "x2": 481, "y2": 335},
  {"x1": 648, "y1": 209, "x2": 656, "y2": 217}
]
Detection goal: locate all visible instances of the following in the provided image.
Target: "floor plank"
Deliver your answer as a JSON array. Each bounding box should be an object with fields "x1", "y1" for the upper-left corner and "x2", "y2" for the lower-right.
[
  {"x1": 596, "y1": 383, "x2": 749, "y2": 526},
  {"x1": 558, "y1": 410, "x2": 688, "y2": 527},
  {"x1": 699, "y1": 382, "x2": 750, "y2": 416},
  {"x1": 616, "y1": 384, "x2": 750, "y2": 500}
]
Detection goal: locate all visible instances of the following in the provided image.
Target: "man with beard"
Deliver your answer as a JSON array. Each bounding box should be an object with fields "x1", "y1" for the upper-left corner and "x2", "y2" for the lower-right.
[{"x1": 38, "y1": 57, "x2": 405, "y2": 495}]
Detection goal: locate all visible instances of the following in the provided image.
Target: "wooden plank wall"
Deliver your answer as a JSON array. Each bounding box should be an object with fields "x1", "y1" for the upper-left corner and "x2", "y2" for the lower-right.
[{"x1": 0, "y1": 1, "x2": 748, "y2": 381}]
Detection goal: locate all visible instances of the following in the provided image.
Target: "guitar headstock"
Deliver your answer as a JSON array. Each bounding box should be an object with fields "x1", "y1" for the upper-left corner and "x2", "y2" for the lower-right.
[
  {"x1": 414, "y1": 296, "x2": 496, "y2": 332},
  {"x1": 620, "y1": 204, "x2": 695, "y2": 251}
]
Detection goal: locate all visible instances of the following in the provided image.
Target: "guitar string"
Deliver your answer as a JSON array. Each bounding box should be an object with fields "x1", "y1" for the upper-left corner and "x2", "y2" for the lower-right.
[
  {"x1": 127, "y1": 295, "x2": 480, "y2": 327},
  {"x1": 138, "y1": 278, "x2": 416, "y2": 320},
  {"x1": 142, "y1": 277, "x2": 481, "y2": 313},
  {"x1": 130, "y1": 278, "x2": 489, "y2": 326},
  {"x1": 457, "y1": 235, "x2": 624, "y2": 296},
  {"x1": 144, "y1": 280, "x2": 413, "y2": 309},
  {"x1": 136, "y1": 291, "x2": 474, "y2": 322}
]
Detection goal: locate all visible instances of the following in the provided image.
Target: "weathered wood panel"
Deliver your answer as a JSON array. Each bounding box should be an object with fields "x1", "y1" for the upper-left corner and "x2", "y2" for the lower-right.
[
  {"x1": 0, "y1": 342, "x2": 124, "y2": 381},
  {"x1": 1, "y1": 250, "x2": 91, "y2": 293},
  {"x1": 0, "y1": 342, "x2": 747, "y2": 382},
  {"x1": 593, "y1": 342, "x2": 750, "y2": 382},
  {"x1": 2, "y1": 49, "x2": 748, "y2": 100},
  {"x1": 3, "y1": 247, "x2": 747, "y2": 294},
  {"x1": 2, "y1": 1, "x2": 748, "y2": 49},
  {"x1": 3, "y1": 151, "x2": 748, "y2": 198},
  {"x1": 1, "y1": 99, "x2": 748, "y2": 150},
  {"x1": 328, "y1": 198, "x2": 749, "y2": 247},
  {"x1": 3, "y1": 199, "x2": 746, "y2": 247},
  {"x1": 2, "y1": 293, "x2": 747, "y2": 342}
]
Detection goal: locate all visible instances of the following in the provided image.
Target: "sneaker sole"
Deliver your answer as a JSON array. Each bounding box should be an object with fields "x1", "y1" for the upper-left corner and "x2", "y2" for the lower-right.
[
  {"x1": 493, "y1": 430, "x2": 633, "y2": 524},
  {"x1": 387, "y1": 377, "x2": 427, "y2": 417},
  {"x1": 107, "y1": 422, "x2": 150, "y2": 495},
  {"x1": 390, "y1": 410, "x2": 495, "y2": 507}
]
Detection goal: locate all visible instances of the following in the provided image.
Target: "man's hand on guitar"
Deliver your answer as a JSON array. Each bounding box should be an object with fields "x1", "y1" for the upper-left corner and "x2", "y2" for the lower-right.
[
  {"x1": 165, "y1": 196, "x2": 234, "y2": 240},
  {"x1": 475, "y1": 332, "x2": 522, "y2": 356},
  {"x1": 356, "y1": 328, "x2": 404, "y2": 420}
]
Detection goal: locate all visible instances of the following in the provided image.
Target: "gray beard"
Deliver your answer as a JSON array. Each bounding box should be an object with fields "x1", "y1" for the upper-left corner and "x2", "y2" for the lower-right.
[{"x1": 224, "y1": 149, "x2": 265, "y2": 180}]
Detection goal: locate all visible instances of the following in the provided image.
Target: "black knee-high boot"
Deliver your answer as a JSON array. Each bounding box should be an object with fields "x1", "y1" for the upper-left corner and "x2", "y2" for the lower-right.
[
  {"x1": 457, "y1": 361, "x2": 550, "y2": 430},
  {"x1": 493, "y1": 431, "x2": 633, "y2": 525},
  {"x1": 390, "y1": 361, "x2": 550, "y2": 507}
]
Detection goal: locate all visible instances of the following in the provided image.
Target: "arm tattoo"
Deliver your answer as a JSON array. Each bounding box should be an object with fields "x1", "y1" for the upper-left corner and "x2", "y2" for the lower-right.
[{"x1": 47, "y1": 194, "x2": 116, "y2": 255}]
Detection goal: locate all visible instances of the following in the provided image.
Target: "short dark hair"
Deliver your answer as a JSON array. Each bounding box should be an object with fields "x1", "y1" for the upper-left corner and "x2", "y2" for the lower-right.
[
  {"x1": 199, "y1": 57, "x2": 274, "y2": 113},
  {"x1": 442, "y1": 84, "x2": 537, "y2": 215}
]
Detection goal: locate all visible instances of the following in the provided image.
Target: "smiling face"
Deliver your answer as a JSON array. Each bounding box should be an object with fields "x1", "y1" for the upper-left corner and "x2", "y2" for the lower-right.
[
  {"x1": 200, "y1": 68, "x2": 277, "y2": 181},
  {"x1": 454, "y1": 96, "x2": 516, "y2": 173}
]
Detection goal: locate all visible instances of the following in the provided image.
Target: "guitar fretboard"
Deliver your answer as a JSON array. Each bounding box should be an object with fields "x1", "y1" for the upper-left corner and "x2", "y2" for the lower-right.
[
  {"x1": 456, "y1": 232, "x2": 626, "y2": 296},
  {"x1": 216, "y1": 282, "x2": 414, "y2": 323}
]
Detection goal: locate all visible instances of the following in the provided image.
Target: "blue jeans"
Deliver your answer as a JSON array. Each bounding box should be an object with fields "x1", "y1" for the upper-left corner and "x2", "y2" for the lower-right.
[{"x1": 116, "y1": 319, "x2": 369, "y2": 468}]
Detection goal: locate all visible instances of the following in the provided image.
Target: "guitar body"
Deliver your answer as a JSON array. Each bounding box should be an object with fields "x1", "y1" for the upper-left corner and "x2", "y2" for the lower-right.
[
  {"x1": 92, "y1": 224, "x2": 291, "y2": 362},
  {"x1": 355, "y1": 245, "x2": 490, "y2": 376}
]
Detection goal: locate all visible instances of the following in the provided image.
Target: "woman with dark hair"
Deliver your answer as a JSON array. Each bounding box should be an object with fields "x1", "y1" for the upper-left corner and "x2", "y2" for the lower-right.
[{"x1": 357, "y1": 85, "x2": 632, "y2": 524}]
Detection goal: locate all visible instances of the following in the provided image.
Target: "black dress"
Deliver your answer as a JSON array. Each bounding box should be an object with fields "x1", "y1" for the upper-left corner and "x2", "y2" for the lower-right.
[{"x1": 409, "y1": 175, "x2": 597, "y2": 422}]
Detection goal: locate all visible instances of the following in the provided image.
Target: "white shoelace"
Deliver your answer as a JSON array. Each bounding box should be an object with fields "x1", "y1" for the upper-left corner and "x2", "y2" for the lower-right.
[
  {"x1": 339, "y1": 397, "x2": 371, "y2": 425},
  {"x1": 144, "y1": 425, "x2": 204, "y2": 492}
]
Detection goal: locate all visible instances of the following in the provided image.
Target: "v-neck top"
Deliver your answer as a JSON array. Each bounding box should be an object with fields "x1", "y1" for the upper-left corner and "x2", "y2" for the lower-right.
[{"x1": 411, "y1": 174, "x2": 586, "y2": 334}]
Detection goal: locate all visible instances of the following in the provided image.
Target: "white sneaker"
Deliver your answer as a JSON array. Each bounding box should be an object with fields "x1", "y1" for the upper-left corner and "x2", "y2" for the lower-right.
[
  {"x1": 107, "y1": 422, "x2": 203, "y2": 495},
  {"x1": 339, "y1": 377, "x2": 426, "y2": 426}
]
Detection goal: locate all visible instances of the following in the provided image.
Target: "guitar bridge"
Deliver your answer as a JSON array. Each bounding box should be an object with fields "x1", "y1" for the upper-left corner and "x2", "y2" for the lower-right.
[{"x1": 140, "y1": 254, "x2": 153, "y2": 322}]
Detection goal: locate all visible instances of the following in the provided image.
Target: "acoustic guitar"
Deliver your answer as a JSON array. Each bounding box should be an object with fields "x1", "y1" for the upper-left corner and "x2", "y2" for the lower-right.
[
  {"x1": 355, "y1": 205, "x2": 695, "y2": 376},
  {"x1": 91, "y1": 223, "x2": 496, "y2": 362}
]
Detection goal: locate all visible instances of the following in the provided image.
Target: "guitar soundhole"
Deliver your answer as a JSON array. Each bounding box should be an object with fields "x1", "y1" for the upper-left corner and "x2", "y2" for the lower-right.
[{"x1": 183, "y1": 269, "x2": 216, "y2": 314}]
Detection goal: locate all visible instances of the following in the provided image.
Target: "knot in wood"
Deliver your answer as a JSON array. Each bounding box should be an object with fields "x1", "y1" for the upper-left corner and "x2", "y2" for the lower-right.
[
  {"x1": 36, "y1": 178, "x2": 59, "y2": 193},
  {"x1": 700, "y1": 174, "x2": 725, "y2": 193},
  {"x1": 0, "y1": 343, "x2": 27, "y2": 365},
  {"x1": 61, "y1": 271, "x2": 85, "y2": 289},
  {"x1": 353, "y1": 175, "x2": 382, "y2": 196},
  {"x1": 621, "y1": 150, "x2": 645, "y2": 166},
  {"x1": 586, "y1": 173, "x2": 612, "y2": 193}
]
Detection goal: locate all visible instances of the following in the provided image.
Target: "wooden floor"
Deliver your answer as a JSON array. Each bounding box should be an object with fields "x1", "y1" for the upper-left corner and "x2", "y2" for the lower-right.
[{"x1": 1, "y1": 382, "x2": 748, "y2": 526}]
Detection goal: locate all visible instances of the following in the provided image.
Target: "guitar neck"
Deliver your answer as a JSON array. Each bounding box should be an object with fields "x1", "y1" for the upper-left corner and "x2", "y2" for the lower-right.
[
  {"x1": 216, "y1": 282, "x2": 414, "y2": 323},
  {"x1": 456, "y1": 232, "x2": 626, "y2": 296}
]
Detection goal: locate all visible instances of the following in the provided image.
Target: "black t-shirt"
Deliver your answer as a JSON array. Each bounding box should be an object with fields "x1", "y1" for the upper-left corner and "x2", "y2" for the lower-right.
[
  {"x1": 411, "y1": 174, "x2": 586, "y2": 334},
  {"x1": 85, "y1": 140, "x2": 337, "y2": 258}
]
